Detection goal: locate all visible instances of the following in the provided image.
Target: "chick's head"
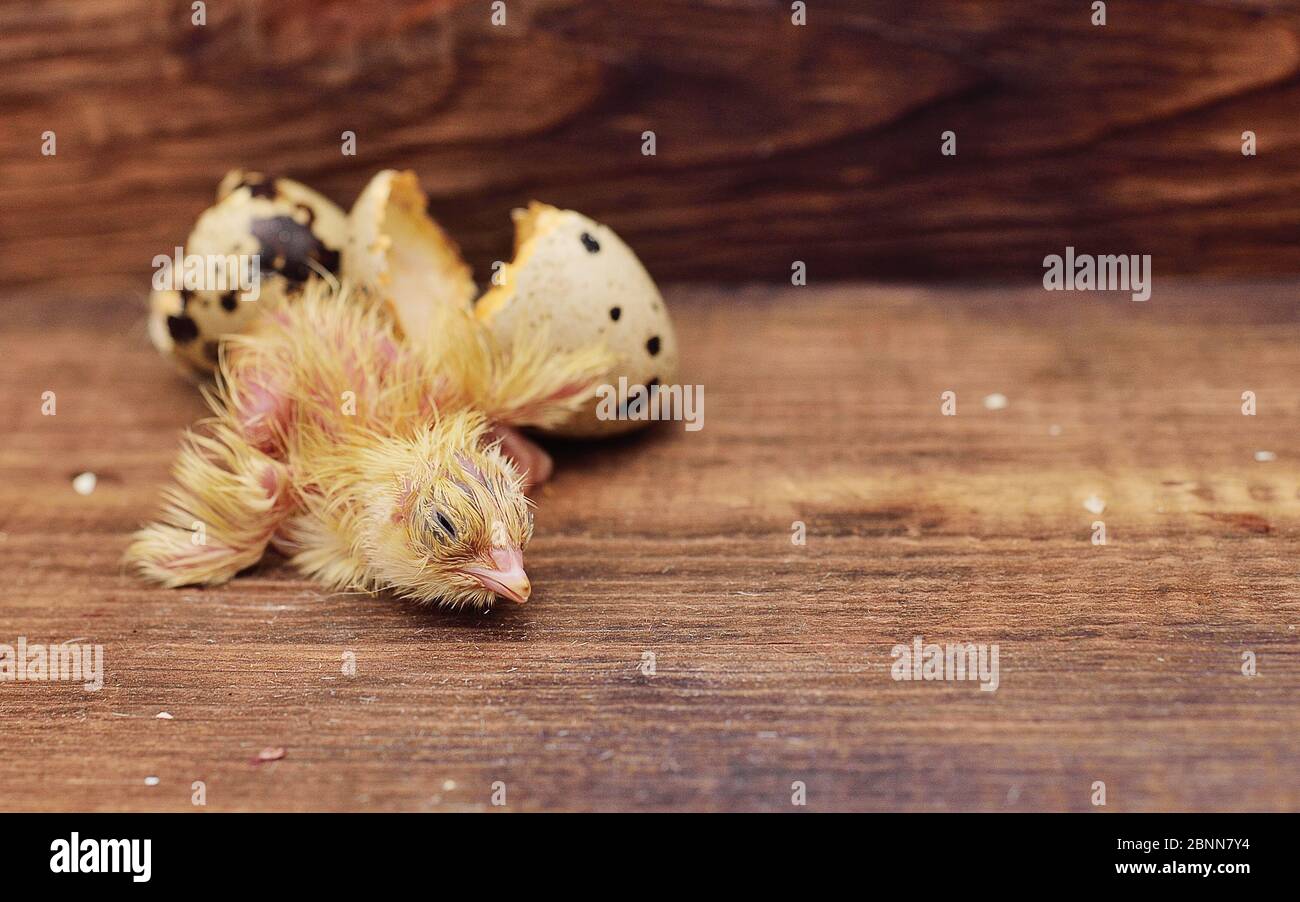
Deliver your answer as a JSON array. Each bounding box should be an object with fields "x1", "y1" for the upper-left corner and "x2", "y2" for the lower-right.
[{"x1": 363, "y1": 415, "x2": 535, "y2": 609}]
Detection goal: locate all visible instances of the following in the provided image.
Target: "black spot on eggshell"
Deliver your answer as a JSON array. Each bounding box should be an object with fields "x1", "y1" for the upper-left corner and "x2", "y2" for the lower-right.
[
  {"x1": 646, "y1": 336, "x2": 661, "y2": 356},
  {"x1": 166, "y1": 314, "x2": 199, "y2": 344},
  {"x1": 250, "y1": 215, "x2": 340, "y2": 283},
  {"x1": 220, "y1": 291, "x2": 238, "y2": 312},
  {"x1": 580, "y1": 232, "x2": 601, "y2": 253},
  {"x1": 609, "y1": 306, "x2": 622, "y2": 321}
]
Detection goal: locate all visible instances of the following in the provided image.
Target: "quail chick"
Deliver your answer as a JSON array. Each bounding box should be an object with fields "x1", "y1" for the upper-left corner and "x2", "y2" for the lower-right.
[{"x1": 128, "y1": 280, "x2": 610, "y2": 609}]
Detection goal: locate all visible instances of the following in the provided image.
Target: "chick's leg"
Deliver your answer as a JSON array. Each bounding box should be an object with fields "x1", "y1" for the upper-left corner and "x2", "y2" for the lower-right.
[
  {"x1": 487, "y1": 425, "x2": 553, "y2": 492},
  {"x1": 127, "y1": 425, "x2": 294, "y2": 587}
]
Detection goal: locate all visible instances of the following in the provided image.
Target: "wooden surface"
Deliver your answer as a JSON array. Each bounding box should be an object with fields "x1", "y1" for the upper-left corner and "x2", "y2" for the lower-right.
[
  {"x1": 0, "y1": 283, "x2": 1297, "y2": 812},
  {"x1": 5, "y1": 0, "x2": 1300, "y2": 292}
]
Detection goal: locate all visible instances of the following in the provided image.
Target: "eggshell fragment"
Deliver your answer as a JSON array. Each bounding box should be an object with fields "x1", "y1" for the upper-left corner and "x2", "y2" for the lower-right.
[
  {"x1": 148, "y1": 286, "x2": 212, "y2": 375},
  {"x1": 148, "y1": 170, "x2": 348, "y2": 375},
  {"x1": 476, "y1": 203, "x2": 678, "y2": 438},
  {"x1": 344, "y1": 169, "x2": 476, "y2": 340}
]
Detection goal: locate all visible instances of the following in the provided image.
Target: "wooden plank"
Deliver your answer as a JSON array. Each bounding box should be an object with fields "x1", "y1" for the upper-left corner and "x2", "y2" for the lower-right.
[
  {"x1": 0, "y1": 283, "x2": 1296, "y2": 811},
  {"x1": 3, "y1": 1, "x2": 1300, "y2": 293}
]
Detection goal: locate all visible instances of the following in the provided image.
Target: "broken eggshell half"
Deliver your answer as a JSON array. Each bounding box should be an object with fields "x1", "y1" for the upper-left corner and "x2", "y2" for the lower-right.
[
  {"x1": 148, "y1": 170, "x2": 348, "y2": 374},
  {"x1": 476, "y1": 203, "x2": 678, "y2": 438},
  {"x1": 344, "y1": 169, "x2": 476, "y2": 340},
  {"x1": 146, "y1": 173, "x2": 678, "y2": 443}
]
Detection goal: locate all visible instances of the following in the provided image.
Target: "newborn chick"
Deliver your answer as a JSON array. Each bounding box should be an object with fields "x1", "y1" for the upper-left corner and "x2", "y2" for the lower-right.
[{"x1": 127, "y1": 280, "x2": 610, "y2": 609}]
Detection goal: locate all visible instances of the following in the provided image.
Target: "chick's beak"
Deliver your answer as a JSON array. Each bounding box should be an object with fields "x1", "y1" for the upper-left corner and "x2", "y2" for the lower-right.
[{"x1": 465, "y1": 547, "x2": 531, "y2": 604}]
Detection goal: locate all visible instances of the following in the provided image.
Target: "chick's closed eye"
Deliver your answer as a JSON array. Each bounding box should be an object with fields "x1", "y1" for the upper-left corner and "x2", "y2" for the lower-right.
[{"x1": 433, "y1": 510, "x2": 457, "y2": 541}]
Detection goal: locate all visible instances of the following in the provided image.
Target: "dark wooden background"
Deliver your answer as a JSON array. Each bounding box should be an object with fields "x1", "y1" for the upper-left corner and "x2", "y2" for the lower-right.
[{"x1": 3, "y1": 0, "x2": 1300, "y2": 297}]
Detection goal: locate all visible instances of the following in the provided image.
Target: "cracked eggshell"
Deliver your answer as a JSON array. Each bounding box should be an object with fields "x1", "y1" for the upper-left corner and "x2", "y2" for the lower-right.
[
  {"x1": 476, "y1": 202, "x2": 678, "y2": 438},
  {"x1": 148, "y1": 170, "x2": 348, "y2": 374},
  {"x1": 344, "y1": 169, "x2": 476, "y2": 340}
]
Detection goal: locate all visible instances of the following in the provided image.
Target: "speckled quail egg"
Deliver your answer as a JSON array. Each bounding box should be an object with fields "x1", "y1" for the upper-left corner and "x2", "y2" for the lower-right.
[
  {"x1": 476, "y1": 202, "x2": 678, "y2": 438},
  {"x1": 148, "y1": 170, "x2": 348, "y2": 374},
  {"x1": 344, "y1": 169, "x2": 476, "y2": 340}
]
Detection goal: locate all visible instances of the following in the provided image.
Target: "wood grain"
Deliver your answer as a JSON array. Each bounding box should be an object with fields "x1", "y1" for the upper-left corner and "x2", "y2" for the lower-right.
[
  {"x1": 0, "y1": 283, "x2": 1296, "y2": 812},
  {"x1": 3, "y1": 0, "x2": 1300, "y2": 294}
]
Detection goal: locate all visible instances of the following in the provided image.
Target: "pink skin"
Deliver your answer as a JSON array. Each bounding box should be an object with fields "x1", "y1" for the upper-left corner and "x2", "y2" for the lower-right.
[
  {"x1": 237, "y1": 375, "x2": 291, "y2": 453},
  {"x1": 488, "y1": 426, "x2": 553, "y2": 493}
]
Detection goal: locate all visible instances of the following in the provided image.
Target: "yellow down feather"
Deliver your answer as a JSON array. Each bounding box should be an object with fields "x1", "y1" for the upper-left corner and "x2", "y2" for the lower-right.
[{"x1": 127, "y1": 279, "x2": 612, "y2": 608}]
